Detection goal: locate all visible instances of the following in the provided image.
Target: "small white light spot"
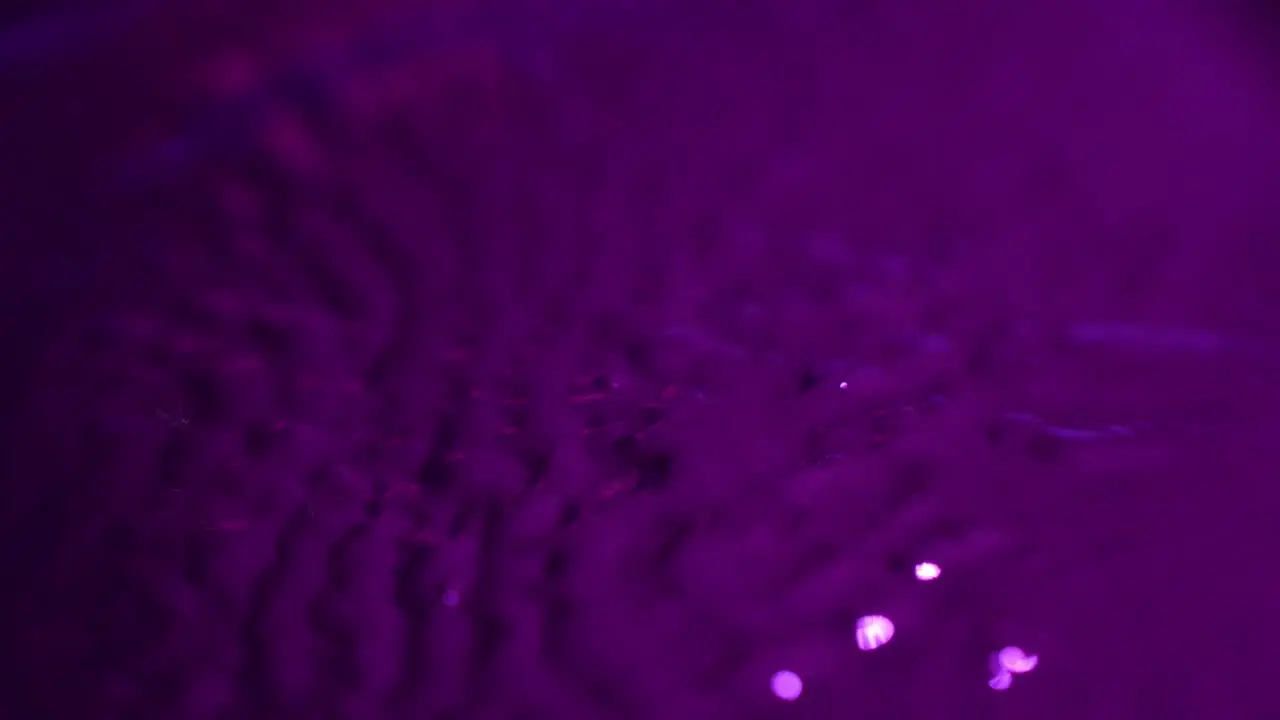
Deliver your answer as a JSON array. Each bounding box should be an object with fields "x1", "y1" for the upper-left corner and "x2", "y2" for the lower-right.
[
  {"x1": 442, "y1": 588, "x2": 460, "y2": 607},
  {"x1": 988, "y1": 670, "x2": 1013, "y2": 691},
  {"x1": 770, "y1": 670, "x2": 803, "y2": 701},
  {"x1": 997, "y1": 646, "x2": 1039, "y2": 674},
  {"x1": 839, "y1": 381, "x2": 848, "y2": 390},
  {"x1": 914, "y1": 562, "x2": 941, "y2": 581},
  {"x1": 854, "y1": 614, "x2": 895, "y2": 651}
]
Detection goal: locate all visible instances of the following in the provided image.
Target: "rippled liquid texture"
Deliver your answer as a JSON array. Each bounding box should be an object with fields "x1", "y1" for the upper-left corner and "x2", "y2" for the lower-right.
[{"x1": 1, "y1": 1, "x2": 1278, "y2": 718}]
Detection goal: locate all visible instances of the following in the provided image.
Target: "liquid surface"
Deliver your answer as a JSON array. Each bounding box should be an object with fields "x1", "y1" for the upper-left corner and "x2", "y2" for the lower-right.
[{"x1": 1, "y1": 2, "x2": 1278, "y2": 718}]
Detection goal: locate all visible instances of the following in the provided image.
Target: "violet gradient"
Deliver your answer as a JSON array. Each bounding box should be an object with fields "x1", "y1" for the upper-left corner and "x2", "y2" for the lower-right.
[{"x1": 1, "y1": 1, "x2": 1278, "y2": 718}]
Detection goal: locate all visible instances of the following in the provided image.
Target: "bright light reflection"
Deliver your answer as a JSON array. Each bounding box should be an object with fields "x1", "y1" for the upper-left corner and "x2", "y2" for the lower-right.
[
  {"x1": 988, "y1": 670, "x2": 1013, "y2": 691},
  {"x1": 914, "y1": 562, "x2": 941, "y2": 581},
  {"x1": 997, "y1": 646, "x2": 1039, "y2": 674},
  {"x1": 770, "y1": 670, "x2": 803, "y2": 701},
  {"x1": 854, "y1": 614, "x2": 895, "y2": 651}
]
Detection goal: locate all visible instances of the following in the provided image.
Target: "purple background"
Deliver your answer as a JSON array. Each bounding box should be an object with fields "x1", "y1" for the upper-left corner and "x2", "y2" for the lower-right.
[{"x1": 2, "y1": 1, "x2": 1279, "y2": 718}]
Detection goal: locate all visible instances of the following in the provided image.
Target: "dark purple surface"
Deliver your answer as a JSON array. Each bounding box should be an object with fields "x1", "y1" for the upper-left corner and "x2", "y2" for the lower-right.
[{"x1": 2, "y1": 1, "x2": 1279, "y2": 718}]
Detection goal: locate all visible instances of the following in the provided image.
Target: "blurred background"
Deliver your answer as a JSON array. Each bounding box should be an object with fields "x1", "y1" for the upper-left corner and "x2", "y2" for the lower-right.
[{"x1": 0, "y1": 1, "x2": 1278, "y2": 718}]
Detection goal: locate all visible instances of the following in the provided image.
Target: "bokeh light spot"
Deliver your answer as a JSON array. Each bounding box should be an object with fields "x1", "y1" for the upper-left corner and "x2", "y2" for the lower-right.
[
  {"x1": 988, "y1": 670, "x2": 1013, "y2": 691},
  {"x1": 997, "y1": 646, "x2": 1039, "y2": 674},
  {"x1": 854, "y1": 614, "x2": 895, "y2": 651},
  {"x1": 914, "y1": 562, "x2": 941, "y2": 581},
  {"x1": 771, "y1": 670, "x2": 803, "y2": 701}
]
